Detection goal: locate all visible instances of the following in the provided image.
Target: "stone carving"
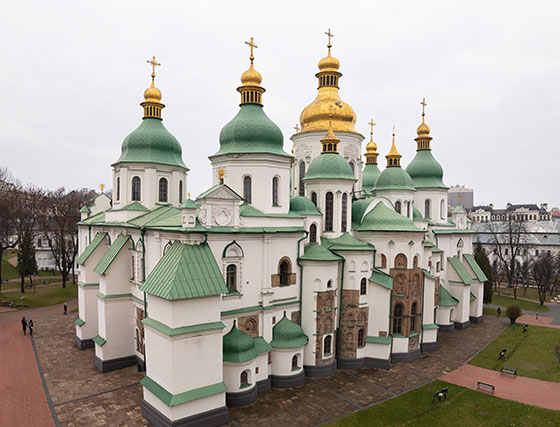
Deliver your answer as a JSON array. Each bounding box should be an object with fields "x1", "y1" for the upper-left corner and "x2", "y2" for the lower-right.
[{"x1": 214, "y1": 207, "x2": 232, "y2": 226}]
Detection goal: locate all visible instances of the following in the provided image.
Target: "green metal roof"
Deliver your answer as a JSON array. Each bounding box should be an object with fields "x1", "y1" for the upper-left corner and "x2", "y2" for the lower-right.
[
  {"x1": 197, "y1": 183, "x2": 243, "y2": 200},
  {"x1": 211, "y1": 103, "x2": 290, "y2": 158},
  {"x1": 439, "y1": 285, "x2": 459, "y2": 306},
  {"x1": 323, "y1": 232, "x2": 374, "y2": 252},
  {"x1": 253, "y1": 336, "x2": 272, "y2": 355},
  {"x1": 432, "y1": 247, "x2": 443, "y2": 253},
  {"x1": 113, "y1": 117, "x2": 188, "y2": 169},
  {"x1": 93, "y1": 234, "x2": 131, "y2": 275},
  {"x1": 405, "y1": 149, "x2": 448, "y2": 189},
  {"x1": 77, "y1": 232, "x2": 108, "y2": 265},
  {"x1": 128, "y1": 205, "x2": 180, "y2": 227},
  {"x1": 470, "y1": 291, "x2": 476, "y2": 301},
  {"x1": 299, "y1": 243, "x2": 341, "y2": 262},
  {"x1": 179, "y1": 199, "x2": 198, "y2": 209},
  {"x1": 374, "y1": 166, "x2": 415, "y2": 191},
  {"x1": 80, "y1": 205, "x2": 90, "y2": 214},
  {"x1": 447, "y1": 256, "x2": 474, "y2": 285},
  {"x1": 108, "y1": 201, "x2": 149, "y2": 212},
  {"x1": 422, "y1": 239, "x2": 435, "y2": 248},
  {"x1": 240, "y1": 203, "x2": 303, "y2": 218},
  {"x1": 303, "y1": 153, "x2": 357, "y2": 182},
  {"x1": 362, "y1": 163, "x2": 381, "y2": 192},
  {"x1": 223, "y1": 321, "x2": 257, "y2": 363},
  {"x1": 413, "y1": 208, "x2": 424, "y2": 221},
  {"x1": 451, "y1": 206, "x2": 465, "y2": 214},
  {"x1": 78, "y1": 211, "x2": 105, "y2": 225},
  {"x1": 357, "y1": 202, "x2": 423, "y2": 233},
  {"x1": 365, "y1": 335, "x2": 392, "y2": 345},
  {"x1": 351, "y1": 198, "x2": 373, "y2": 229},
  {"x1": 270, "y1": 312, "x2": 308, "y2": 348},
  {"x1": 289, "y1": 196, "x2": 322, "y2": 216},
  {"x1": 141, "y1": 241, "x2": 227, "y2": 300},
  {"x1": 369, "y1": 268, "x2": 393, "y2": 290},
  {"x1": 433, "y1": 229, "x2": 474, "y2": 235},
  {"x1": 463, "y1": 253, "x2": 488, "y2": 282}
]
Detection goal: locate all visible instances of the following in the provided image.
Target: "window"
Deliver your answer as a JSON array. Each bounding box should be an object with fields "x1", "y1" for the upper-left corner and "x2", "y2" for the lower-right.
[
  {"x1": 394, "y1": 253, "x2": 407, "y2": 268},
  {"x1": 272, "y1": 177, "x2": 279, "y2": 206},
  {"x1": 311, "y1": 192, "x2": 317, "y2": 206},
  {"x1": 159, "y1": 178, "x2": 168, "y2": 203},
  {"x1": 505, "y1": 248, "x2": 509, "y2": 255},
  {"x1": 349, "y1": 162, "x2": 355, "y2": 192},
  {"x1": 392, "y1": 304, "x2": 403, "y2": 334},
  {"x1": 37, "y1": 239, "x2": 42, "y2": 247},
  {"x1": 116, "y1": 177, "x2": 120, "y2": 201},
  {"x1": 411, "y1": 302, "x2": 417, "y2": 332},
  {"x1": 380, "y1": 254, "x2": 387, "y2": 268},
  {"x1": 299, "y1": 162, "x2": 306, "y2": 196},
  {"x1": 279, "y1": 260, "x2": 291, "y2": 286},
  {"x1": 360, "y1": 278, "x2": 367, "y2": 295},
  {"x1": 341, "y1": 193, "x2": 348, "y2": 232},
  {"x1": 226, "y1": 264, "x2": 237, "y2": 292},
  {"x1": 243, "y1": 176, "x2": 252, "y2": 203},
  {"x1": 440, "y1": 200, "x2": 445, "y2": 219},
  {"x1": 179, "y1": 180, "x2": 183, "y2": 204},
  {"x1": 131, "y1": 176, "x2": 141, "y2": 201},
  {"x1": 358, "y1": 329, "x2": 365, "y2": 347},
  {"x1": 425, "y1": 199, "x2": 431, "y2": 219},
  {"x1": 395, "y1": 201, "x2": 401, "y2": 214},
  {"x1": 325, "y1": 192, "x2": 334, "y2": 231},
  {"x1": 536, "y1": 250, "x2": 539, "y2": 256},
  {"x1": 292, "y1": 355, "x2": 299, "y2": 370},
  {"x1": 327, "y1": 279, "x2": 333, "y2": 289},
  {"x1": 407, "y1": 202, "x2": 411, "y2": 217},
  {"x1": 310, "y1": 224, "x2": 317, "y2": 243},
  {"x1": 324, "y1": 335, "x2": 332, "y2": 355},
  {"x1": 240, "y1": 371, "x2": 249, "y2": 386},
  {"x1": 413, "y1": 256, "x2": 419, "y2": 268}
]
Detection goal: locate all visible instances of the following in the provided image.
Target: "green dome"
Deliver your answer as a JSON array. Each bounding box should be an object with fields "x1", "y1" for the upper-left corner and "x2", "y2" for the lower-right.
[
  {"x1": 357, "y1": 201, "x2": 422, "y2": 232},
  {"x1": 304, "y1": 153, "x2": 357, "y2": 182},
  {"x1": 113, "y1": 118, "x2": 187, "y2": 169},
  {"x1": 223, "y1": 321, "x2": 256, "y2": 363},
  {"x1": 212, "y1": 104, "x2": 289, "y2": 157},
  {"x1": 406, "y1": 150, "x2": 447, "y2": 189},
  {"x1": 374, "y1": 167, "x2": 415, "y2": 192},
  {"x1": 290, "y1": 196, "x2": 321, "y2": 215},
  {"x1": 362, "y1": 164, "x2": 381, "y2": 192},
  {"x1": 270, "y1": 312, "x2": 308, "y2": 348}
]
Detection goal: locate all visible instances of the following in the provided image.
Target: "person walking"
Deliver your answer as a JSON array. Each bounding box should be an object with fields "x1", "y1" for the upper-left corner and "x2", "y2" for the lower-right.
[
  {"x1": 63, "y1": 302, "x2": 67, "y2": 315},
  {"x1": 497, "y1": 307, "x2": 501, "y2": 318},
  {"x1": 21, "y1": 316, "x2": 27, "y2": 335},
  {"x1": 28, "y1": 319, "x2": 33, "y2": 337}
]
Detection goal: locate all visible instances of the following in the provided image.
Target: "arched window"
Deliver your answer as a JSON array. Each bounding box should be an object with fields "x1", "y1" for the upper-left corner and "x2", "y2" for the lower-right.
[
  {"x1": 159, "y1": 178, "x2": 168, "y2": 203},
  {"x1": 240, "y1": 370, "x2": 249, "y2": 386},
  {"x1": 243, "y1": 176, "x2": 252, "y2": 203},
  {"x1": 411, "y1": 302, "x2": 418, "y2": 332},
  {"x1": 116, "y1": 177, "x2": 120, "y2": 201},
  {"x1": 341, "y1": 193, "x2": 348, "y2": 232},
  {"x1": 272, "y1": 177, "x2": 279, "y2": 206},
  {"x1": 279, "y1": 259, "x2": 292, "y2": 286},
  {"x1": 440, "y1": 199, "x2": 445, "y2": 219},
  {"x1": 425, "y1": 199, "x2": 431, "y2": 219},
  {"x1": 349, "y1": 161, "x2": 355, "y2": 192},
  {"x1": 325, "y1": 192, "x2": 334, "y2": 231},
  {"x1": 413, "y1": 256, "x2": 419, "y2": 268},
  {"x1": 360, "y1": 277, "x2": 367, "y2": 295},
  {"x1": 392, "y1": 304, "x2": 403, "y2": 334},
  {"x1": 324, "y1": 335, "x2": 332, "y2": 355},
  {"x1": 407, "y1": 202, "x2": 411, "y2": 218},
  {"x1": 179, "y1": 180, "x2": 183, "y2": 204},
  {"x1": 327, "y1": 279, "x2": 333, "y2": 288},
  {"x1": 226, "y1": 264, "x2": 237, "y2": 292},
  {"x1": 358, "y1": 329, "x2": 365, "y2": 347},
  {"x1": 310, "y1": 223, "x2": 317, "y2": 243},
  {"x1": 395, "y1": 201, "x2": 401, "y2": 214},
  {"x1": 380, "y1": 254, "x2": 387, "y2": 268},
  {"x1": 394, "y1": 253, "x2": 407, "y2": 268},
  {"x1": 311, "y1": 192, "x2": 317, "y2": 206},
  {"x1": 37, "y1": 239, "x2": 42, "y2": 247},
  {"x1": 292, "y1": 355, "x2": 299, "y2": 370},
  {"x1": 299, "y1": 162, "x2": 306, "y2": 196},
  {"x1": 131, "y1": 176, "x2": 141, "y2": 201}
]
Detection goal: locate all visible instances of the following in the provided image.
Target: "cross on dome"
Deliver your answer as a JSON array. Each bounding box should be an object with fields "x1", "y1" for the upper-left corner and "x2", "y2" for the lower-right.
[
  {"x1": 421, "y1": 97, "x2": 427, "y2": 118},
  {"x1": 368, "y1": 119, "x2": 376, "y2": 137},
  {"x1": 146, "y1": 56, "x2": 161, "y2": 81},
  {"x1": 245, "y1": 37, "x2": 258, "y2": 63},
  {"x1": 325, "y1": 28, "x2": 334, "y2": 50}
]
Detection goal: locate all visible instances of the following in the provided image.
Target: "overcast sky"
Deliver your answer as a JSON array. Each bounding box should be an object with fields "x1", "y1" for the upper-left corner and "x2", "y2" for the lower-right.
[{"x1": 2, "y1": 1, "x2": 559, "y2": 208}]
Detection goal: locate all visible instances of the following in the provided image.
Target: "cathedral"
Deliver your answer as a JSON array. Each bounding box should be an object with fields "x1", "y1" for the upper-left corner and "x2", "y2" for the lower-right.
[{"x1": 75, "y1": 33, "x2": 487, "y2": 427}]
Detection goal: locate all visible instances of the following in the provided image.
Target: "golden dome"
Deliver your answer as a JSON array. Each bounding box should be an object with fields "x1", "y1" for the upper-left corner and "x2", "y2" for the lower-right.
[
  {"x1": 415, "y1": 98, "x2": 432, "y2": 150},
  {"x1": 240, "y1": 63, "x2": 262, "y2": 87},
  {"x1": 318, "y1": 52, "x2": 340, "y2": 72},
  {"x1": 416, "y1": 119, "x2": 430, "y2": 136},
  {"x1": 144, "y1": 81, "x2": 162, "y2": 103},
  {"x1": 366, "y1": 136, "x2": 377, "y2": 153}
]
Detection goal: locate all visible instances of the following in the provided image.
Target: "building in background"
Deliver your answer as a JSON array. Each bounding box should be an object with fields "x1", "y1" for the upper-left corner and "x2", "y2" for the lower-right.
[
  {"x1": 469, "y1": 203, "x2": 551, "y2": 223},
  {"x1": 448, "y1": 185, "x2": 473, "y2": 210}
]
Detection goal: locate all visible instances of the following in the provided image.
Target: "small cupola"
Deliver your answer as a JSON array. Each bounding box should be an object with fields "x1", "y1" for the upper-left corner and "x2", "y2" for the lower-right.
[
  {"x1": 141, "y1": 56, "x2": 165, "y2": 119},
  {"x1": 386, "y1": 127, "x2": 402, "y2": 167},
  {"x1": 365, "y1": 119, "x2": 379, "y2": 165},
  {"x1": 237, "y1": 37, "x2": 266, "y2": 106},
  {"x1": 415, "y1": 98, "x2": 432, "y2": 150}
]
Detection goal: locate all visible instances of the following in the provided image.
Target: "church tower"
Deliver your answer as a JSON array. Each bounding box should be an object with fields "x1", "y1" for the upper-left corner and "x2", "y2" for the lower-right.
[
  {"x1": 291, "y1": 30, "x2": 364, "y2": 198},
  {"x1": 361, "y1": 119, "x2": 381, "y2": 195}
]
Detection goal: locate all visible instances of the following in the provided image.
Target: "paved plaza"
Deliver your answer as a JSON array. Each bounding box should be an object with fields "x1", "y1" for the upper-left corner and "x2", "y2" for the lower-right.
[{"x1": 0, "y1": 308, "x2": 515, "y2": 427}]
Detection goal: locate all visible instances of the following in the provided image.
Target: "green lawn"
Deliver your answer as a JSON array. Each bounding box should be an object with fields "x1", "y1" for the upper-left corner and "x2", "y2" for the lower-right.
[
  {"x1": 469, "y1": 324, "x2": 560, "y2": 382},
  {"x1": 1, "y1": 252, "x2": 19, "y2": 280},
  {"x1": 491, "y1": 294, "x2": 548, "y2": 312},
  {"x1": 328, "y1": 380, "x2": 559, "y2": 426},
  {"x1": 0, "y1": 282, "x2": 78, "y2": 310},
  {"x1": 2, "y1": 278, "x2": 62, "y2": 291}
]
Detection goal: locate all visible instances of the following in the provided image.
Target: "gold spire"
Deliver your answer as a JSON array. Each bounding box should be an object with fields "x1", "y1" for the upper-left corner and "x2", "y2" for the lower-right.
[
  {"x1": 320, "y1": 108, "x2": 340, "y2": 153},
  {"x1": 142, "y1": 56, "x2": 165, "y2": 119},
  {"x1": 238, "y1": 37, "x2": 265, "y2": 105},
  {"x1": 365, "y1": 119, "x2": 378, "y2": 164},
  {"x1": 386, "y1": 126, "x2": 402, "y2": 167},
  {"x1": 415, "y1": 97, "x2": 432, "y2": 150}
]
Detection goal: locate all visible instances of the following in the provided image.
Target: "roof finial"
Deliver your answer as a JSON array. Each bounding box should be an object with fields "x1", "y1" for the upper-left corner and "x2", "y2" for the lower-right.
[
  {"x1": 146, "y1": 56, "x2": 161, "y2": 83},
  {"x1": 294, "y1": 123, "x2": 300, "y2": 133},
  {"x1": 420, "y1": 97, "x2": 427, "y2": 121},
  {"x1": 368, "y1": 119, "x2": 376, "y2": 139},
  {"x1": 245, "y1": 37, "x2": 258, "y2": 64},
  {"x1": 325, "y1": 28, "x2": 334, "y2": 53}
]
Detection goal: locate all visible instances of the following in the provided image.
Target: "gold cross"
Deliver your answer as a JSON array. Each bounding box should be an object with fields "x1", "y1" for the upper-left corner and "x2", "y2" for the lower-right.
[
  {"x1": 294, "y1": 124, "x2": 300, "y2": 133},
  {"x1": 421, "y1": 97, "x2": 427, "y2": 117},
  {"x1": 245, "y1": 37, "x2": 258, "y2": 63},
  {"x1": 368, "y1": 119, "x2": 376, "y2": 137},
  {"x1": 325, "y1": 28, "x2": 334, "y2": 50},
  {"x1": 146, "y1": 56, "x2": 161, "y2": 81}
]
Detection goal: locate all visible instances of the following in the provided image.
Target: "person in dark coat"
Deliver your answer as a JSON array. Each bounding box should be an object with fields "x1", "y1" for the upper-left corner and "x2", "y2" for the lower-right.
[
  {"x1": 63, "y1": 302, "x2": 67, "y2": 315},
  {"x1": 497, "y1": 307, "x2": 501, "y2": 318},
  {"x1": 28, "y1": 319, "x2": 33, "y2": 337},
  {"x1": 21, "y1": 316, "x2": 27, "y2": 335}
]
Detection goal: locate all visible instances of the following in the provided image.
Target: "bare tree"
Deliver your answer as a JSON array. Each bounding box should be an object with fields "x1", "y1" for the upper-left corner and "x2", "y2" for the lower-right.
[
  {"x1": 530, "y1": 252, "x2": 557, "y2": 305},
  {"x1": 0, "y1": 167, "x2": 19, "y2": 292}
]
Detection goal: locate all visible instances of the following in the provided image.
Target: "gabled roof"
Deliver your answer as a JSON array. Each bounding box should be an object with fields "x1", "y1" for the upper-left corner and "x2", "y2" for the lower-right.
[
  {"x1": 78, "y1": 211, "x2": 105, "y2": 225},
  {"x1": 141, "y1": 241, "x2": 227, "y2": 300},
  {"x1": 299, "y1": 243, "x2": 341, "y2": 262},
  {"x1": 240, "y1": 203, "x2": 302, "y2": 218},
  {"x1": 93, "y1": 234, "x2": 131, "y2": 275},
  {"x1": 180, "y1": 199, "x2": 198, "y2": 209},
  {"x1": 108, "y1": 201, "x2": 149, "y2": 212},
  {"x1": 289, "y1": 196, "x2": 322, "y2": 216},
  {"x1": 197, "y1": 183, "x2": 243, "y2": 200},
  {"x1": 463, "y1": 253, "x2": 488, "y2": 282},
  {"x1": 422, "y1": 240, "x2": 435, "y2": 248},
  {"x1": 357, "y1": 202, "x2": 423, "y2": 233},
  {"x1": 323, "y1": 232, "x2": 375, "y2": 252},
  {"x1": 369, "y1": 268, "x2": 393, "y2": 290},
  {"x1": 439, "y1": 285, "x2": 459, "y2": 306},
  {"x1": 447, "y1": 256, "x2": 474, "y2": 285},
  {"x1": 128, "y1": 205, "x2": 180, "y2": 227},
  {"x1": 77, "y1": 232, "x2": 108, "y2": 265}
]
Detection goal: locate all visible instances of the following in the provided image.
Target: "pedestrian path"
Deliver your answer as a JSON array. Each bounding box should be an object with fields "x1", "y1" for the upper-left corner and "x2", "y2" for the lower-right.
[
  {"x1": 441, "y1": 364, "x2": 560, "y2": 411},
  {"x1": 0, "y1": 298, "x2": 77, "y2": 323},
  {"x1": 0, "y1": 321, "x2": 55, "y2": 427},
  {"x1": 517, "y1": 313, "x2": 560, "y2": 329}
]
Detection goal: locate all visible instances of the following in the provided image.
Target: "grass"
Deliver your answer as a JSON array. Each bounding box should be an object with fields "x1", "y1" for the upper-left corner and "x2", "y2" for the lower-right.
[
  {"x1": 2, "y1": 278, "x2": 62, "y2": 291},
  {"x1": 328, "y1": 380, "x2": 559, "y2": 426},
  {"x1": 0, "y1": 282, "x2": 78, "y2": 310},
  {"x1": 469, "y1": 324, "x2": 560, "y2": 382},
  {"x1": 491, "y1": 294, "x2": 548, "y2": 313},
  {"x1": 1, "y1": 252, "x2": 19, "y2": 281}
]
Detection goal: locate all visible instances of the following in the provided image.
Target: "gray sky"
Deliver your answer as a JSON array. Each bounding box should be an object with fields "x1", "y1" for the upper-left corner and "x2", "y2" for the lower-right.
[{"x1": 2, "y1": 0, "x2": 559, "y2": 208}]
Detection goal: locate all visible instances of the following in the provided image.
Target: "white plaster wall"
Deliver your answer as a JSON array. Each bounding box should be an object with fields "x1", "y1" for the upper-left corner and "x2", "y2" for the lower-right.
[
  {"x1": 95, "y1": 297, "x2": 134, "y2": 360},
  {"x1": 271, "y1": 347, "x2": 303, "y2": 376},
  {"x1": 148, "y1": 295, "x2": 220, "y2": 329},
  {"x1": 373, "y1": 189, "x2": 416, "y2": 220},
  {"x1": 422, "y1": 328, "x2": 438, "y2": 344},
  {"x1": 436, "y1": 306, "x2": 453, "y2": 326},
  {"x1": 413, "y1": 188, "x2": 448, "y2": 223},
  {"x1": 223, "y1": 360, "x2": 256, "y2": 392},
  {"x1": 447, "y1": 283, "x2": 471, "y2": 323},
  {"x1": 76, "y1": 285, "x2": 99, "y2": 340},
  {"x1": 98, "y1": 242, "x2": 132, "y2": 296},
  {"x1": 423, "y1": 276, "x2": 436, "y2": 326},
  {"x1": 470, "y1": 281, "x2": 484, "y2": 318},
  {"x1": 78, "y1": 236, "x2": 109, "y2": 284},
  {"x1": 362, "y1": 342, "x2": 390, "y2": 360},
  {"x1": 255, "y1": 353, "x2": 270, "y2": 382},
  {"x1": 367, "y1": 285, "x2": 391, "y2": 337},
  {"x1": 392, "y1": 337, "x2": 408, "y2": 353}
]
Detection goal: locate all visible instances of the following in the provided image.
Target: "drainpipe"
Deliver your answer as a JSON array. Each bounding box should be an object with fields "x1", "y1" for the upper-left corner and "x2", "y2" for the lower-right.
[
  {"x1": 140, "y1": 227, "x2": 147, "y2": 315},
  {"x1": 420, "y1": 273, "x2": 425, "y2": 352},
  {"x1": 336, "y1": 258, "x2": 345, "y2": 369},
  {"x1": 388, "y1": 287, "x2": 394, "y2": 363},
  {"x1": 296, "y1": 231, "x2": 309, "y2": 323}
]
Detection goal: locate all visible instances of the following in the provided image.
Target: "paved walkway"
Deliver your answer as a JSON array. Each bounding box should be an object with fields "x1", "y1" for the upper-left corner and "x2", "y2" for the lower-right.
[
  {"x1": 0, "y1": 321, "x2": 55, "y2": 427},
  {"x1": 0, "y1": 298, "x2": 78, "y2": 323},
  {"x1": 517, "y1": 313, "x2": 560, "y2": 329},
  {"x1": 441, "y1": 364, "x2": 560, "y2": 411}
]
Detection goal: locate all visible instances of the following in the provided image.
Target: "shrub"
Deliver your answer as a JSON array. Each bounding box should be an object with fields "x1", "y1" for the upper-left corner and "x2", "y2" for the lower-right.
[
  {"x1": 505, "y1": 304, "x2": 522, "y2": 324},
  {"x1": 555, "y1": 344, "x2": 560, "y2": 363}
]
